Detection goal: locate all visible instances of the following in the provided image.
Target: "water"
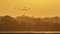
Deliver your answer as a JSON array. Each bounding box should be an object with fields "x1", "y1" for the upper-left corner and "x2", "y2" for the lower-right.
[{"x1": 0, "y1": 31, "x2": 60, "y2": 33}]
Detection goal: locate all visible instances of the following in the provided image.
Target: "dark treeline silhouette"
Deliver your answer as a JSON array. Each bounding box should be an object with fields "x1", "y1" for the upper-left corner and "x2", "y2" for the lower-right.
[{"x1": 0, "y1": 15, "x2": 60, "y2": 31}]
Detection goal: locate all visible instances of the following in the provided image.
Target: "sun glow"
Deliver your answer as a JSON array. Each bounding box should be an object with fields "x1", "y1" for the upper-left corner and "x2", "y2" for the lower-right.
[{"x1": 0, "y1": 0, "x2": 60, "y2": 18}]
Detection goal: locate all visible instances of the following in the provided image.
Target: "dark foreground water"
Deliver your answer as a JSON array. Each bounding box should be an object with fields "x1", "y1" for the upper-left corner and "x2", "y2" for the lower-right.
[{"x1": 0, "y1": 31, "x2": 60, "y2": 33}]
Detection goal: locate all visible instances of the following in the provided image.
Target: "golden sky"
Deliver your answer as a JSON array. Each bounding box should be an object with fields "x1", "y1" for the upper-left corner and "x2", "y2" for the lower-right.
[{"x1": 0, "y1": 0, "x2": 60, "y2": 18}]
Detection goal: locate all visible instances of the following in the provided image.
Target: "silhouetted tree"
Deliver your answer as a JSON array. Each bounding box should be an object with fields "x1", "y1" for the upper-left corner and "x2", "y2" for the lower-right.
[{"x1": 0, "y1": 15, "x2": 60, "y2": 31}]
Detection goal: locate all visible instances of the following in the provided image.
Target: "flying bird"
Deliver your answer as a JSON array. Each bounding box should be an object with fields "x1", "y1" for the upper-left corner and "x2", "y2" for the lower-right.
[
  {"x1": 21, "y1": 7, "x2": 30, "y2": 12},
  {"x1": 17, "y1": 9, "x2": 20, "y2": 10},
  {"x1": 14, "y1": 8, "x2": 16, "y2": 9},
  {"x1": 14, "y1": 8, "x2": 20, "y2": 10}
]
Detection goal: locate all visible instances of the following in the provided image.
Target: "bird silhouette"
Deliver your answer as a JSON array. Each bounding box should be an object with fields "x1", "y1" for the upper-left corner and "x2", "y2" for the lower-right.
[
  {"x1": 14, "y1": 8, "x2": 16, "y2": 9},
  {"x1": 21, "y1": 7, "x2": 30, "y2": 12},
  {"x1": 14, "y1": 8, "x2": 20, "y2": 11},
  {"x1": 17, "y1": 9, "x2": 20, "y2": 10}
]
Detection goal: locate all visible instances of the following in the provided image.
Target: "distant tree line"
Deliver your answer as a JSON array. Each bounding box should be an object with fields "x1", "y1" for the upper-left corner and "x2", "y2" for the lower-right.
[{"x1": 0, "y1": 15, "x2": 60, "y2": 31}]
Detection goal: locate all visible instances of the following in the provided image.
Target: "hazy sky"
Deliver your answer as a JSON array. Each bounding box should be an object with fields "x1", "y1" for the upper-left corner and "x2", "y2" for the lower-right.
[{"x1": 0, "y1": 0, "x2": 60, "y2": 18}]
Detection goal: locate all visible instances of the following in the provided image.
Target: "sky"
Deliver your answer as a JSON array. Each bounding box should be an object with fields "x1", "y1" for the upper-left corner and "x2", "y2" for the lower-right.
[{"x1": 0, "y1": 0, "x2": 60, "y2": 18}]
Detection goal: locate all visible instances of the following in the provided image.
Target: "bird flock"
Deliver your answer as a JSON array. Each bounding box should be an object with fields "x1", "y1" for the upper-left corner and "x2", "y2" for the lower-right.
[{"x1": 14, "y1": 7, "x2": 31, "y2": 15}]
